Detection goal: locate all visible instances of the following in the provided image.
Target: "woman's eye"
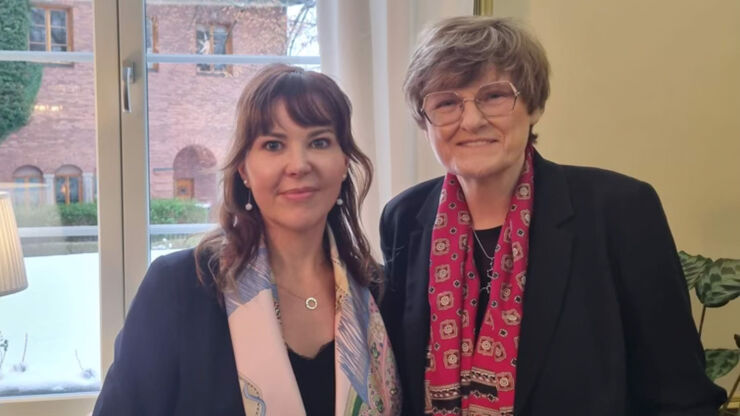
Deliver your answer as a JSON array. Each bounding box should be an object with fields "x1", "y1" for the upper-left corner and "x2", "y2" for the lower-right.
[
  {"x1": 481, "y1": 92, "x2": 503, "y2": 102},
  {"x1": 310, "y1": 138, "x2": 331, "y2": 149},
  {"x1": 435, "y1": 99, "x2": 459, "y2": 109},
  {"x1": 263, "y1": 141, "x2": 283, "y2": 151}
]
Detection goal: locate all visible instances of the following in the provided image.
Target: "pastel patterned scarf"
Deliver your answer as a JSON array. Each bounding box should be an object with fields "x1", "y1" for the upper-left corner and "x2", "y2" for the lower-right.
[
  {"x1": 224, "y1": 228, "x2": 401, "y2": 416},
  {"x1": 425, "y1": 145, "x2": 535, "y2": 416}
]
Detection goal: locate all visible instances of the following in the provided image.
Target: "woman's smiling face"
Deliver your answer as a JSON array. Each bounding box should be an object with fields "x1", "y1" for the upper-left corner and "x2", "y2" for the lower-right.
[
  {"x1": 423, "y1": 67, "x2": 542, "y2": 182},
  {"x1": 239, "y1": 100, "x2": 348, "y2": 234}
]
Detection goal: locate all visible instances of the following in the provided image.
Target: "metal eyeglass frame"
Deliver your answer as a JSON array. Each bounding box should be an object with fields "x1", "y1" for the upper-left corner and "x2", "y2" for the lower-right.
[{"x1": 420, "y1": 81, "x2": 521, "y2": 127}]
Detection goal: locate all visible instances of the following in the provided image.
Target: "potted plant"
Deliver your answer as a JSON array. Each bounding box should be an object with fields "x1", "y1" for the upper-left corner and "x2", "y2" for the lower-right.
[{"x1": 679, "y1": 252, "x2": 740, "y2": 415}]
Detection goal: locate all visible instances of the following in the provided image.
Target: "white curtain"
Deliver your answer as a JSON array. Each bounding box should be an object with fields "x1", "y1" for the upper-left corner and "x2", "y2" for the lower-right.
[{"x1": 317, "y1": 0, "x2": 471, "y2": 254}]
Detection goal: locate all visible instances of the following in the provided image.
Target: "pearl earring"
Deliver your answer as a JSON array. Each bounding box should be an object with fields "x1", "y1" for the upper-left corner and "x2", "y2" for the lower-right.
[
  {"x1": 243, "y1": 180, "x2": 254, "y2": 211},
  {"x1": 336, "y1": 198, "x2": 344, "y2": 206}
]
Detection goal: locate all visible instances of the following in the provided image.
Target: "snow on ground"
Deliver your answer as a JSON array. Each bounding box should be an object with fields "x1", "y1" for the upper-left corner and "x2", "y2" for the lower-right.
[{"x1": 0, "y1": 250, "x2": 174, "y2": 398}]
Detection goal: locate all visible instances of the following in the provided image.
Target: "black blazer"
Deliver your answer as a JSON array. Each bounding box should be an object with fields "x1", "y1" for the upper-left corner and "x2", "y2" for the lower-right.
[
  {"x1": 379, "y1": 152, "x2": 726, "y2": 416},
  {"x1": 93, "y1": 249, "x2": 246, "y2": 415}
]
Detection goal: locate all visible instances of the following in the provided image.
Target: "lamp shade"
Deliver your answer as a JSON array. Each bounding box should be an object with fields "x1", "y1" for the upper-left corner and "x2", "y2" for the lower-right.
[{"x1": 0, "y1": 192, "x2": 27, "y2": 296}]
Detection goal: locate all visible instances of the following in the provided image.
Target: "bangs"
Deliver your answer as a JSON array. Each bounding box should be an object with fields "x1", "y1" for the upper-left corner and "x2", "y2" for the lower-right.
[
  {"x1": 420, "y1": 60, "x2": 487, "y2": 99},
  {"x1": 254, "y1": 71, "x2": 338, "y2": 135}
]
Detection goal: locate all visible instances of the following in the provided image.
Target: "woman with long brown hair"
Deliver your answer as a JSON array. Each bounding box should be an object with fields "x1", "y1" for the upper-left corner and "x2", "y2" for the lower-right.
[{"x1": 94, "y1": 64, "x2": 400, "y2": 416}]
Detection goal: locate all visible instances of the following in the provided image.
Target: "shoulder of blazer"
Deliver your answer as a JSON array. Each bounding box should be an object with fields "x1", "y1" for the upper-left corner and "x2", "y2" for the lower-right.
[
  {"x1": 382, "y1": 176, "x2": 444, "y2": 231},
  {"x1": 557, "y1": 163, "x2": 657, "y2": 208},
  {"x1": 147, "y1": 248, "x2": 221, "y2": 302}
]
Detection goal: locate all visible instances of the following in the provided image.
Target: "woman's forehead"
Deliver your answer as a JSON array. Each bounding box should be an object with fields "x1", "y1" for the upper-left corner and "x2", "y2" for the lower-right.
[
  {"x1": 264, "y1": 95, "x2": 334, "y2": 129},
  {"x1": 425, "y1": 64, "x2": 510, "y2": 95}
]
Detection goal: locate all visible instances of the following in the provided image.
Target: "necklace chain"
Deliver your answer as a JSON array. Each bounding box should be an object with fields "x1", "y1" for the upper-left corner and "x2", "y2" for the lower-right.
[
  {"x1": 473, "y1": 230, "x2": 495, "y2": 260},
  {"x1": 274, "y1": 282, "x2": 319, "y2": 310}
]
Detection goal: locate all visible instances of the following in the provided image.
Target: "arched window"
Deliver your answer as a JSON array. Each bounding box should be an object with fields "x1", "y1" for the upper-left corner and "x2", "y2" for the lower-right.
[
  {"x1": 54, "y1": 164, "x2": 83, "y2": 205},
  {"x1": 13, "y1": 165, "x2": 44, "y2": 207}
]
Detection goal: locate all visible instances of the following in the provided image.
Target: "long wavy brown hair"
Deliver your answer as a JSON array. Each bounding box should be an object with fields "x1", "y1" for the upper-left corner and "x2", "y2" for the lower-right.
[{"x1": 195, "y1": 64, "x2": 379, "y2": 296}]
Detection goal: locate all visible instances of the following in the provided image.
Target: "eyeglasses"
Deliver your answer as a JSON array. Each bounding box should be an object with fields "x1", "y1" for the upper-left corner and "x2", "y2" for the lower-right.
[{"x1": 420, "y1": 81, "x2": 521, "y2": 127}]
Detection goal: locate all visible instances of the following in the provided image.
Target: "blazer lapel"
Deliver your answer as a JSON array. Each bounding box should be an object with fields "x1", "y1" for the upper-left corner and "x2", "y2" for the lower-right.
[
  {"x1": 514, "y1": 153, "x2": 575, "y2": 414},
  {"x1": 403, "y1": 179, "x2": 443, "y2": 414}
]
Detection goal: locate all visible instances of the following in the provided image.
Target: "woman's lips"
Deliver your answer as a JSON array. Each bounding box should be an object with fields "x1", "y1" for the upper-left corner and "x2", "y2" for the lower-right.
[
  {"x1": 457, "y1": 138, "x2": 499, "y2": 147},
  {"x1": 280, "y1": 187, "x2": 318, "y2": 201}
]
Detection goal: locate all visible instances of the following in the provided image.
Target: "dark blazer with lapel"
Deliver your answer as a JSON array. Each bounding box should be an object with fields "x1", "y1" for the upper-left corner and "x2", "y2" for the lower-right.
[
  {"x1": 379, "y1": 152, "x2": 726, "y2": 416},
  {"x1": 93, "y1": 249, "x2": 246, "y2": 416}
]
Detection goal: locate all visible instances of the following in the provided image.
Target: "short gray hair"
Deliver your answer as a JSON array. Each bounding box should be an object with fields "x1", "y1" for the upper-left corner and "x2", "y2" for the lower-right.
[{"x1": 404, "y1": 16, "x2": 550, "y2": 128}]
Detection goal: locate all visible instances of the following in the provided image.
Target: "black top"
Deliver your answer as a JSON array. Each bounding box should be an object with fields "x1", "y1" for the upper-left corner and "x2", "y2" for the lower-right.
[
  {"x1": 288, "y1": 340, "x2": 335, "y2": 416},
  {"x1": 472, "y1": 226, "x2": 502, "y2": 332}
]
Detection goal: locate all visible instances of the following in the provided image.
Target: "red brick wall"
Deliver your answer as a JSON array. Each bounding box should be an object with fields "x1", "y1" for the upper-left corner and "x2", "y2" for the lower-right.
[{"x1": 0, "y1": 1, "x2": 288, "y2": 209}]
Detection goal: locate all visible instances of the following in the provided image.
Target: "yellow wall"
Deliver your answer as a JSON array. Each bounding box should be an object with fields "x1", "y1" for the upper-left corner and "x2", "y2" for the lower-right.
[{"x1": 492, "y1": 0, "x2": 740, "y2": 394}]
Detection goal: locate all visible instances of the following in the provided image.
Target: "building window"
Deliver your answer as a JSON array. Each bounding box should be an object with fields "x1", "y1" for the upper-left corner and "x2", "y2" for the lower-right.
[
  {"x1": 196, "y1": 24, "x2": 231, "y2": 73},
  {"x1": 29, "y1": 6, "x2": 72, "y2": 52},
  {"x1": 13, "y1": 165, "x2": 44, "y2": 207},
  {"x1": 54, "y1": 164, "x2": 82, "y2": 205},
  {"x1": 146, "y1": 16, "x2": 158, "y2": 71}
]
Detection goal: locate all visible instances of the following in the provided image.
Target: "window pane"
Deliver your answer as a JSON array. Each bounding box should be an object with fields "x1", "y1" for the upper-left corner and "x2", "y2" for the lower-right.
[
  {"x1": 196, "y1": 29, "x2": 209, "y2": 54},
  {"x1": 51, "y1": 28, "x2": 67, "y2": 45},
  {"x1": 213, "y1": 27, "x2": 228, "y2": 55},
  {"x1": 51, "y1": 45, "x2": 68, "y2": 52},
  {"x1": 50, "y1": 10, "x2": 67, "y2": 27},
  {"x1": 0, "y1": 62, "x2": 101, "y2": 398},
  {"x1": 30, "y1": 26, "x2": 46, "y2": 43},
  {"x1": 213, "y1": 39, "x2": 226, "y2": 55},
  {"x1": 31, "y1": 8, "x2": 45, "y2": 25},
  {"x1": 69, "y1": 176, "x2": 80, "y2": 203},
  {"x1": 0, "y1": 1, "x2": 100, "y2": 401},
  {"x1": 55, "y1": 177, "x2": 66, "y2": 203}
]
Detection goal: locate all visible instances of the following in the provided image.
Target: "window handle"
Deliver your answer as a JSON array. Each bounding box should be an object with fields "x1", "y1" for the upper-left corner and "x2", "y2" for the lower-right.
[{"x1": 121, "y1": 63, "x2": 134, "y2": 113}]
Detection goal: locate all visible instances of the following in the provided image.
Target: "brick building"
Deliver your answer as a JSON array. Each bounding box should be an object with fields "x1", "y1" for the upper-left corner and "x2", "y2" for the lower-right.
[{"x1": 0, "y1": 0, "x2": 290, "y2": 211}]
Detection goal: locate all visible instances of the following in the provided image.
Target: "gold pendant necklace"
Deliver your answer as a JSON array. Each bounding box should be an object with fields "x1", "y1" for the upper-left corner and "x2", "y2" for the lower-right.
[{"x1": 275, "y1": 283, "x2": 319, "y2": 311}]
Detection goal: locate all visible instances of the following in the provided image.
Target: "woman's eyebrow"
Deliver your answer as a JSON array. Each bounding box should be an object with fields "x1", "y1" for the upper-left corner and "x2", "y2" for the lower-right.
[
  {"x1": 307, "y1": 128, "x2": 334, "y2": 138},
  {"x1": 262, "y1": 127, "x2": 333, "y2": 139},
  {"x1": 263, "y1": 132, "x2": 287, "y2": 139}
]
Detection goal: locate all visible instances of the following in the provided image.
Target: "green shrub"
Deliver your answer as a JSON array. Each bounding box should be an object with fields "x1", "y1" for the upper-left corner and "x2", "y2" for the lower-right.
[
  {"x1": 15, "y1": 203, "x2": 98, "y2": 226},
  {"x1": 0, "y1": 0, "x2": 43, "y2": 143},
  {"x1": 149, "y1": 198, "x2": 209, "y2": 224},
  {"x1": 15, "y1": 199, "x2": 209, "y2": 227}
]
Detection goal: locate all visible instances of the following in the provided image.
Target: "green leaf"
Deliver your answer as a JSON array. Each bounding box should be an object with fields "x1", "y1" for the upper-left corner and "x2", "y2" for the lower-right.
[
  {"x1": 0, "y1": 0, "x2": 43, "y2": 143},
  {"x1": 695, "y1": 258, "x2": 740, "y2": 307},
  {"x1": 678, "y1": 251, "x2": 712, "y2": 290},
  {"x1": 704, "y1": 349, "x2": 740, "y2": 381}
]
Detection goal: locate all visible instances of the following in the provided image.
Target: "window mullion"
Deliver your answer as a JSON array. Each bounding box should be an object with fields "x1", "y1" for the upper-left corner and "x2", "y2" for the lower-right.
[{"x1": 45, "y1": 9, "x2": 51, "y2": 52}]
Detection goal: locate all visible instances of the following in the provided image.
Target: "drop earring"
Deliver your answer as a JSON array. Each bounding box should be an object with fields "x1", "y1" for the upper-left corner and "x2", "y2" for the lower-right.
[
  {"x1": 243, "y1": 180, "x2": 254, "y2": 211},
  {"x1": 337, "y1": 173, "x2": 347, "y2": 206}
]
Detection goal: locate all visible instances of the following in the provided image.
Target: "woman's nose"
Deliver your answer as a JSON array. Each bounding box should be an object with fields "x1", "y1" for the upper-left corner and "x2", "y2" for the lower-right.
[
  {"x1": 285, "y1": 148, "x2": 312, "y2": 176},
  {"x1": 459, "y1": 99, "x2": 488, "y2": 132}
]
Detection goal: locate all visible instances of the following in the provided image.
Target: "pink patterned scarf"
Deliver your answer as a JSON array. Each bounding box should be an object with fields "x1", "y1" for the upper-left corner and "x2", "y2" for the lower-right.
[{"x1": 425, "y1": 145, "x2": 535, "y2": 415}]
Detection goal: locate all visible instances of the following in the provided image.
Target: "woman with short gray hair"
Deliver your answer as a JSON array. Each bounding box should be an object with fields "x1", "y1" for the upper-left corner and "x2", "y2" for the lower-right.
[{"x1": 380, "y1": 16, "x2": 725, "y2": 416}]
